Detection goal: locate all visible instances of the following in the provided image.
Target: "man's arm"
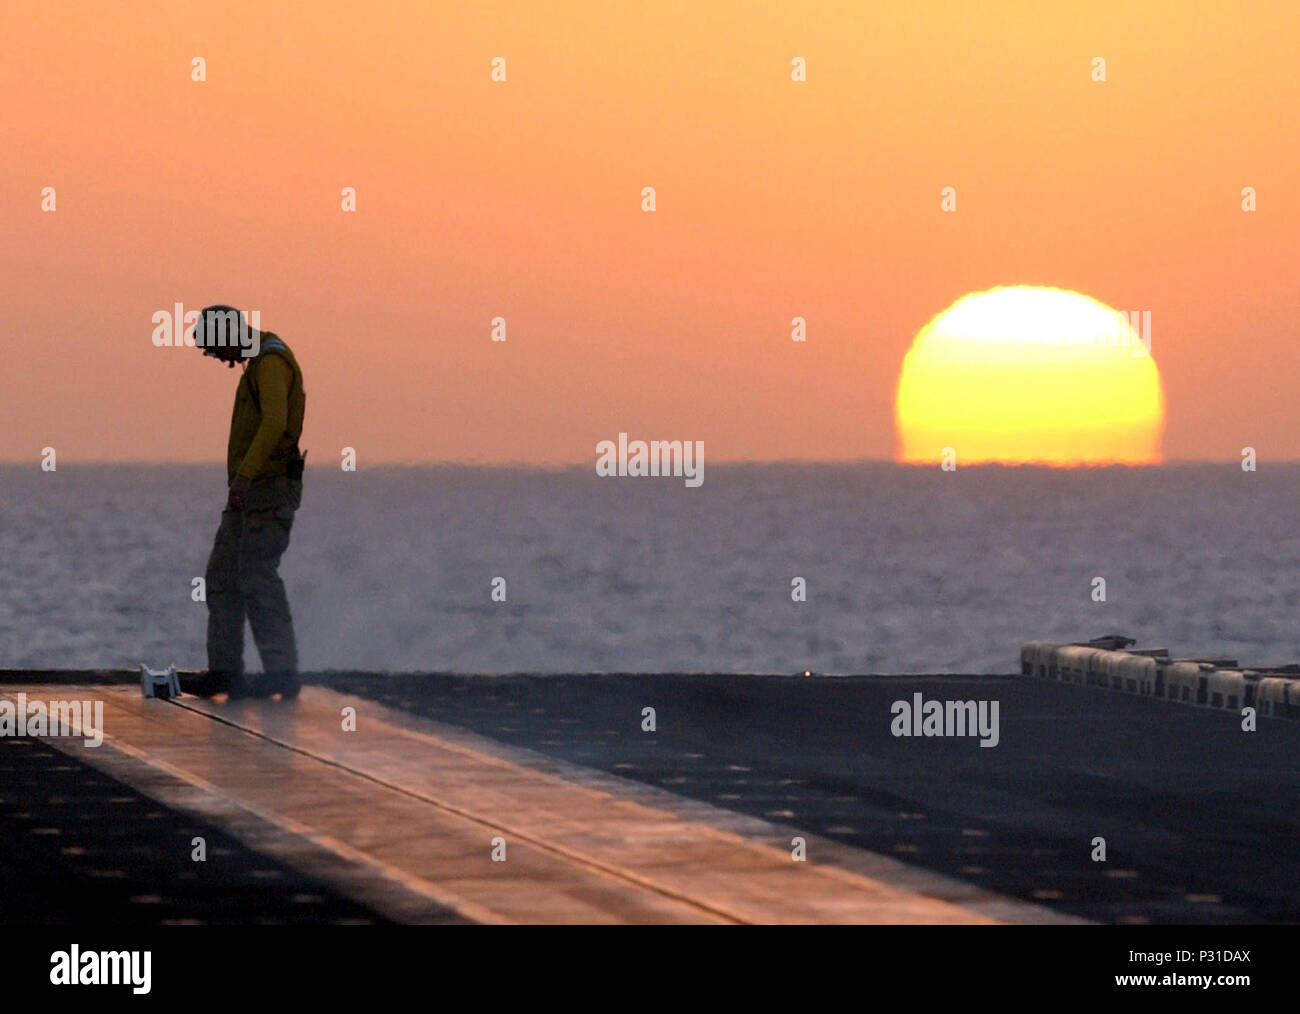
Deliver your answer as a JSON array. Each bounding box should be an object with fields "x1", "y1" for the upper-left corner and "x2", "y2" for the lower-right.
[{"x1": 228, "y1": 355, "x2": 292, "y2": 509}]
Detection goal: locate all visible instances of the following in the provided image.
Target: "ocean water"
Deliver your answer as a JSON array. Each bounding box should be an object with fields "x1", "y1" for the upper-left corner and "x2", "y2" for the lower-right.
[{"x1": 2, "y1": 463, "x2": 1297, "y2": 674}]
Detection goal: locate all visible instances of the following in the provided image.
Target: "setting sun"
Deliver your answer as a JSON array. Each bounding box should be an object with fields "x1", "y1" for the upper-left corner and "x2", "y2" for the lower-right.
[{"x1": 895, "y1": 287, "x2": 1166, "y2": 466}]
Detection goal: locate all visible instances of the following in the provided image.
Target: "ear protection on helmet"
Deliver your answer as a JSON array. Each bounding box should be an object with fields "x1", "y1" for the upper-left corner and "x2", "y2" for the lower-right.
[{"x1": 196, "y1": 304, "x2": 246, "y2": 364}]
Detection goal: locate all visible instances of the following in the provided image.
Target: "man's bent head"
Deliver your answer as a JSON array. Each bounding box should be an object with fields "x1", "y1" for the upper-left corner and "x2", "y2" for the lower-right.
[{"x1": 195, "y1": 305, "x2": 259, "y2": 364}]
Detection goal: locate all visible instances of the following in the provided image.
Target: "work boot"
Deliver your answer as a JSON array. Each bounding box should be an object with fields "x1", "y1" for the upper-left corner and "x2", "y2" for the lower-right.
[
  {"x1": 252, "y1": 672, "x2": 301, "y2": 700},
  {"x1": 225, "y1": 673, "x2": 253, "y2": 700},
  {"x1": 191, "y1": 670, "x2": 233, "y2": 698}
]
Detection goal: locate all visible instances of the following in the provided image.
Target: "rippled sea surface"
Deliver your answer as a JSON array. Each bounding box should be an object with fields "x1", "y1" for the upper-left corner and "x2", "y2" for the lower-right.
[{"x1": 3, "y1": 463, "x2": 1297, "y2": 674}]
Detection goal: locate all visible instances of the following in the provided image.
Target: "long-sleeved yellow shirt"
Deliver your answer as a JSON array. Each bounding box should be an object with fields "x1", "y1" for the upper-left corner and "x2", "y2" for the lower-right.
[{"x1": 226, "y1": 333, "x2": 306, "y2": 483}]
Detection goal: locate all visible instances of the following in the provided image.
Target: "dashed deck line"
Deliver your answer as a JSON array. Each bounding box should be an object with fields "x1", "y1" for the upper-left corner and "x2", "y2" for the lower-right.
[{"x1": 3, "y1": 683, "x2": 1015, "y2": 924}]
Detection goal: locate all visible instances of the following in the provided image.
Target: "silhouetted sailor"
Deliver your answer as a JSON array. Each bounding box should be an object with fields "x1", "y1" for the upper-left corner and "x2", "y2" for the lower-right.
[{"x1": 193, "y1": 305, "x2": 306, "y2": 699}]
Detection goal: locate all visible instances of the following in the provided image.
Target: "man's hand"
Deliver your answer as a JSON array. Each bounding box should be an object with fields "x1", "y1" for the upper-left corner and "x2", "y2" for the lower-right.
[{"x1": 227, "y1": 474, "x2": 251, "y2": 512}]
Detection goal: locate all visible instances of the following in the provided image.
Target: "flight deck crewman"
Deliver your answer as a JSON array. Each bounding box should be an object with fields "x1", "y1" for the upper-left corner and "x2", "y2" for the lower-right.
[{"x1": 193, "y1": 305, "x2": 307, "y2": 700}]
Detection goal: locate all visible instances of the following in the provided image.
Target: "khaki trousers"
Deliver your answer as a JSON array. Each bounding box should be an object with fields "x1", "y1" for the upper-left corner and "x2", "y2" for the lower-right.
[{"x1": 204, "y1": 476, "x2": 302, "y2": 678}]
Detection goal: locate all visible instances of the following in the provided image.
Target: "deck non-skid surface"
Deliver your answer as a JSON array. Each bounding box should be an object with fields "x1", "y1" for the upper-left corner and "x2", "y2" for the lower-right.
[
  {"x1": 7, "y1": 684, "x2": 1016, "y2": 924},
  {"x1": 0, "y1": 733, "x2": 393, "y2": 925},
  {"x1": 318, "y1": 672, "x2": 1300, "y2": 923}
]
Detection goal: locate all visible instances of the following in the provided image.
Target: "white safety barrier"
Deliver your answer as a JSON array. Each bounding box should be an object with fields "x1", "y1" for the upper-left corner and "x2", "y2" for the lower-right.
[
  {"x1": 1082, "y1": 649, "x2": 1109, "y2": 688},
  {"x1": 1019, "y1": 640, "x2": 1058, "y2": 678},
  {"x1": 1162, "y1": 661, "x2": 1207, "y2": 704},
  {"x1": 1205, "y1": 669, "x2": 1246, "y2": 711},
  {"x1": 1256, "y1": 677, "x2": 1292, "y2": 719},
  {"x1": 1018, "y1": 641, "x2": 1300, "y2": 720},
  {"x1": 1053, "y1": 645, "x2": 1096, "y2": 685},
  {"x1": 1116, "y1": 654, "x2": 1159, "y2": 696},
  {"x1": 1095, "y1": 650, "x2": 1124, "y2": 690}
]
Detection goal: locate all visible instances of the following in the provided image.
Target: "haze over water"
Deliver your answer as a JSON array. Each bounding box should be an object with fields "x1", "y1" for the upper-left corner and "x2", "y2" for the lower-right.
[{"x1": 4, "y1": 463, "x2": 1296, "y2": 674}]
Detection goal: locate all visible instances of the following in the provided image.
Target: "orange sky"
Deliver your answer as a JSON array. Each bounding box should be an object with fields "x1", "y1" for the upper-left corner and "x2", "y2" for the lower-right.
[{"x1": 4, "y1": 0, "x2": 1297, "y2": 465}]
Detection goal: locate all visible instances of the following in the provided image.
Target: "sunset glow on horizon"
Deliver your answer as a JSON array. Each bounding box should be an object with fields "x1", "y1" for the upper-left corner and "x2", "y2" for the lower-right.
[
  {"x1": 895, "y1": 287, "x2": 1166, "y2": 466},
  {"x1": 3, "y1": 1, "x2": 1297, "y2": 465}
]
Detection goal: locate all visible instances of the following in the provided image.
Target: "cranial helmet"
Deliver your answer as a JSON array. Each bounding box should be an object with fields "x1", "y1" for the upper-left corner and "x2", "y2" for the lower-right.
[{"x1": 195, "y1": 305, "x2": 246, "y2": 359}]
